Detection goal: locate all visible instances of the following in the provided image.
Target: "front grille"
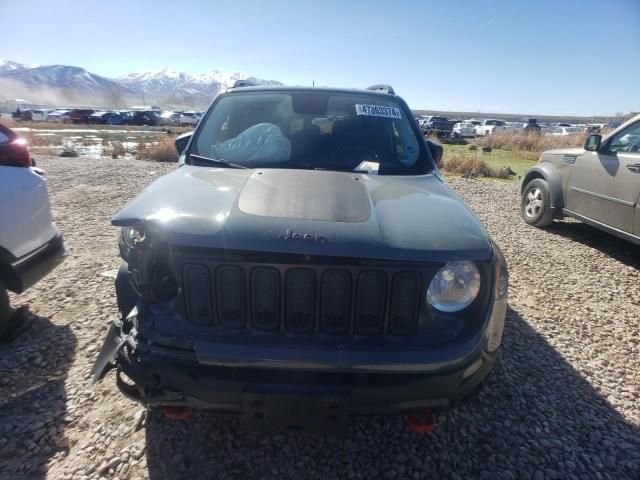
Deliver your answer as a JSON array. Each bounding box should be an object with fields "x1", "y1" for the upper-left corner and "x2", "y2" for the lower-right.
[
  {"x1": 355, "y1": 271, "x2": 387, "y2": 335},
  {"x1": 320, "y1": 270, "x2": 351, "y2": 334},
  {"x1": 251, "y1": 267, "x2": 280, "y2": 331},
  {"x1": 286, "y1": 268, "x2": 316, "y2": 333},
  {"x1": 183, "y1": 264, "x2": 211, "y2": 325},
  {"x1": 217, "y1": 266, "x2": 245, "y2": 328},
  {"x1": 183, "y1": 262, "x2": 425, "y2": 337},
  {"x1": 389, "y1": 272, "x2": 422, "y2": 335}
]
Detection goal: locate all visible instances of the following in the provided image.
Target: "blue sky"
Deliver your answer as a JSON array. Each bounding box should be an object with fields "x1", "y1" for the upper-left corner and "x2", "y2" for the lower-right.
[{"x1": 1, "y1": 0, "x2": 639, "y2": 116}]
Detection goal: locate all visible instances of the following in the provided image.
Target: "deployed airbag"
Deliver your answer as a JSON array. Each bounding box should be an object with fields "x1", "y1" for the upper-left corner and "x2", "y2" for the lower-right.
[{"x1": 211, "y1": 123, "x2": 291, "y2": 164}]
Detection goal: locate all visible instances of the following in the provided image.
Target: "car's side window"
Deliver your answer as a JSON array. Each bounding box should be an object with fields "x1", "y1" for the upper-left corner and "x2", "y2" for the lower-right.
[
  {"x1": 607, "y1": 122, "x2": 640, "y2": 154},
  {"x1": 0, "y1": 131, "x2": 9, "y2": 145}
]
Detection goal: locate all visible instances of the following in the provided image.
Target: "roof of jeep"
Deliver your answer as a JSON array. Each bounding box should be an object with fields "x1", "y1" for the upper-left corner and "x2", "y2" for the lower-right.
[{"x1": 224, "y1": 85, "x2": 399, "y2": 98}]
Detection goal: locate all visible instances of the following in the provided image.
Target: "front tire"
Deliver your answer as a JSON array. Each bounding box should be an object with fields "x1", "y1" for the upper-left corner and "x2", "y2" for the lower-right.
[
  {"x1": 522, "y1": 178, "x2": 553, "y2": 227},
  {"x1": 0, "y1": 282, "x2": 10, "y2": 339}
]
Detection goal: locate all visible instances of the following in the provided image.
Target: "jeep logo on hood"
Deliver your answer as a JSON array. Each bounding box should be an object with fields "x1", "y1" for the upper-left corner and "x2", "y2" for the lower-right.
[{"x1": 279, "y1": 229, "x2": 327, "y2": 244}]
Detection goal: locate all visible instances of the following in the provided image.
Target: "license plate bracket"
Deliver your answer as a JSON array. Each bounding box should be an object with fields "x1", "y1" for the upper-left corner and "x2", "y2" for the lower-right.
[{"x1": 242, "y1": 390, "x2": 349, "y2": 434}]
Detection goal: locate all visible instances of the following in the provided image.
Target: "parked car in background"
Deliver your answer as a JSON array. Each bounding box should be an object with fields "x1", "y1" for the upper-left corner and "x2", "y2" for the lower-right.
[
  {"x1": 91, "y1": 82, "x2": 508, "y2": 433},
  {"x1": 11, "y1": 109, "x2": 33, "y2": 122},
  {"x1": 47, "y1": 109, "x2": 71, "y2": 123},
  {"x1": 452, "y1": 122, "x2": 476, "y2": 138},
  {"x1": 31, "y1": 109, "x2": 53, "y2": 121},
  {"x1": 119, "y1": 111, "x2": 135, "y2": 124},
  {"x1": 521, "y1": 114, "x2": 640, "y2": 244},
  {"x1": 69, "y1": 109, "x2": 95, "y2": 124},
  {"x1": 475, "y1": 119, "x2": 506, "y2": 136},
  {"x1": 523, "y1": 118, "x2": 541, "y2": 134},
  {"x1": 416, "y1": 116, "x2": 429, "y2": 128},
  {"x1": 88, "y1": 111, "x2": 126, "y2": 125},
  {"x1": 158, "y1": 111, "x2": 181, "y2": 126},
  {"x1": 128, "y1": 110, "x2": 160, "y2": 126},
  {"x1": 503, "y1": 122, "x2": 522, "y2": 131},
  {"x1": 104, "y1": 112, "x2": 127, "y2": 125},
  {"x1": 179, "y1": 111, "x2": 201, "y2": 126},
  {"x1": 422, "y1": 116, "x2": 455, "y2": 137},
  {"x1": 587, "y1": 123, "x2": 608, "y2": 134},
  {"x1": 547, "y1": 126, "x2": 586, "y2": 136},
  {"x1": 88, "y1": 111, "x2": 110, "y2": 124},
  {"x1": 0, "y1": 123, "x2": 67, "y2": 339}
]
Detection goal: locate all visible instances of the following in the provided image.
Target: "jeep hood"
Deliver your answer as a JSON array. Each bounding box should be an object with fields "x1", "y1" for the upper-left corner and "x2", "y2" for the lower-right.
[{"x1": 112, "y1": 167, "x2": 492, "y2": 262}]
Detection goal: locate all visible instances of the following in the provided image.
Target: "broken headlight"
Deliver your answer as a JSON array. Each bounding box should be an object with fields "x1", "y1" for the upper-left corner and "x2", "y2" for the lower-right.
[
  {"x1": 120, "y1": 227, "x2": 178, "y2": 303},
  {"x1": 121, "y1": 226, "x2": 146, "y2": 249}
]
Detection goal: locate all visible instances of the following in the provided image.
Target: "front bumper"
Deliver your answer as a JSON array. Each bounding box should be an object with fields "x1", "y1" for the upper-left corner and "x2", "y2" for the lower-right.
[
  {"x1": 92, "y1": 298, "x2": 507, "y2": 425},
  {"x1": 112, "y1": 340, "x2": 495, "y2": 415},
  {"x1": 9, "y1": 230, "x2": 67, "y2": 293}
]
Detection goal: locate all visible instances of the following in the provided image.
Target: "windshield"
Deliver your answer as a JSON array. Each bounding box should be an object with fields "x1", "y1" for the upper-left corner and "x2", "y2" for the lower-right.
[
  {"x1": 191, "y1": 90, "x2": 430, "y2": 175},
  {"x1": 486, "y1": 120, "x2": 505, "y2": 126}
]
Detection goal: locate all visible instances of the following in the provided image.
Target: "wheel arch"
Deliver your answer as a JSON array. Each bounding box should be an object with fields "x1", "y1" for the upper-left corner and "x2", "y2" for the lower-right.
[
  {"x1": 521, "y1": 164, "x2": 564, "y2": 209},
  {"x1": 0, "y1": 260, "x2": 20, "y2": 293}
]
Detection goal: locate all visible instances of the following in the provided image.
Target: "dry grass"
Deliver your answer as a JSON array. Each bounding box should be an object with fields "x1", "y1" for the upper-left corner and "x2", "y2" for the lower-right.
[
  {"x1": 134, "y1": 136, "x2": 178, "y2": 162},
  {"x1": 104, "y1": 141, "x2": 128, "y2": 159},
  {"x1": 475, "y1": 131, "x2": 586, "y2": 152},
  {"x1": 441, "y1": 153, "x2": 511, "y2": 179},
  {"x1": 32, "y1": 146, "x2": 61, "y2": 156},
  {"x1": 0, "y1": 117, "x2": 17, "y2": 128}
]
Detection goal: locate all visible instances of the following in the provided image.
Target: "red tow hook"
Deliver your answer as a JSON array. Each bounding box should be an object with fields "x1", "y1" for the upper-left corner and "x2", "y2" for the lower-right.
[
  {"x1": 162, "y1": 406, "x2": 192, "y2": 420},
  {"x1": 406, "y1": 409, "x2": 437, "y2": 433}
]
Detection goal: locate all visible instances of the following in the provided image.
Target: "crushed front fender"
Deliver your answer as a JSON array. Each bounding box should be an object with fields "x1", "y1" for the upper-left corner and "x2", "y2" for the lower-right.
[{"x1": 91, "y1": 314, "x2": 136, "y2": 383}]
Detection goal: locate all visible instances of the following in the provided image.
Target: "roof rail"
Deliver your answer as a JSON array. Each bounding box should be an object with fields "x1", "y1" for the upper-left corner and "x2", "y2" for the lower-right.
[
  {"x1": 366, "y1": 84, "x2": 395, "y2": 95},
  {"x1": 232, "y1": 80, "x2": 257, "y2": 88}
]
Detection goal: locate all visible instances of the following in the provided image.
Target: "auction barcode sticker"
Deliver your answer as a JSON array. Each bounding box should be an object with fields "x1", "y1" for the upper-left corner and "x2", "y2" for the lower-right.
[{"x1": 355, "y1": 104, "x2": 401, "y2": 119}]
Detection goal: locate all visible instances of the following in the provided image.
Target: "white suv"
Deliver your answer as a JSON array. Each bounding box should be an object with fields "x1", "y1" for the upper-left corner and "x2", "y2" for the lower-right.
[
  {"x1": 0, "y1": 124, "x2": 66, "y2": 338},
  {"x1": 453, "y1": 122, "x2": 476, "y2": 138},
  {"x1": 179, "y1": 111, "x2": 203, "y2": 126}
]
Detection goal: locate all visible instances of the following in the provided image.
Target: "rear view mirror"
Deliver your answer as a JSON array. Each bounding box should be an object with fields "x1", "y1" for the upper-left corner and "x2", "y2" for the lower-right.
[
  {"x1": 426, "y1": 139, "x2": 443, "y2": 166},
  {"x1": 175, "y1": 131, "x2": 193, "y2": 155},
  {"x1": 584, "y1": 134, "x2": 601, "y2": 152}
]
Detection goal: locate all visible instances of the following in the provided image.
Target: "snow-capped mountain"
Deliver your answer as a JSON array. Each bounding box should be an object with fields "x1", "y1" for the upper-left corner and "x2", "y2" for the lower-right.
[
  {"x1": 2, "y1": 63, "x2": 127, "y2": 92},
  {"x1": 0, "y1": 60, "x2": 28, "y2": 73},
  {"x1": 0, "y1": 59, "x2": 280, "y2": 108},
  {"x1": 118, "y1": 66, "x2": 281, "y2": 103},
  {"x1": 0, "y1": 60, "x2": 131, "y2": 107}
]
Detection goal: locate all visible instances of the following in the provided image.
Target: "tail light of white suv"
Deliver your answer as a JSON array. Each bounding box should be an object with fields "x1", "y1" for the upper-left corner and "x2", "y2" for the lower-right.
[{"x1": 0, "y1": 124, "x2": 33, "y2": 167}]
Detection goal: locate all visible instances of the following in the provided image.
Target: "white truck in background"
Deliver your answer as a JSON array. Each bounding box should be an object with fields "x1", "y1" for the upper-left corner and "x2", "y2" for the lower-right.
[{"x1": 475, "y1": 119, "x2": 506, "y2": 136}]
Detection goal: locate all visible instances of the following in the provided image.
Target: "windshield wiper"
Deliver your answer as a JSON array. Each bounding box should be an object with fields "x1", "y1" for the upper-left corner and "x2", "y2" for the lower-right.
[{"x1": 188, "y1": 153, "x2": 248, "y2": 169}]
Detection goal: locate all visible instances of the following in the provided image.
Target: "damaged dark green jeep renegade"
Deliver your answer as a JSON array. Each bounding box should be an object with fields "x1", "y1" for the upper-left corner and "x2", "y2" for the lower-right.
[{"x1": 92, "y1": 83, "x2": 508, "y2": 433}]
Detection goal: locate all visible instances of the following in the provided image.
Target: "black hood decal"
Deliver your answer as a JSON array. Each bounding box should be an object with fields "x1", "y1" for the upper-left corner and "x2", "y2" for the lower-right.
[{"x1": 238, "y1": 170, "x2": 370, "y2": 222}]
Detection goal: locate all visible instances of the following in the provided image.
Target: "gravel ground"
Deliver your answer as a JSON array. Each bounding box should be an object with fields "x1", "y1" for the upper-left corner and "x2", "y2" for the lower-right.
[{"x1": 1, "y1": 155, "x2": 639, "y2": 480}]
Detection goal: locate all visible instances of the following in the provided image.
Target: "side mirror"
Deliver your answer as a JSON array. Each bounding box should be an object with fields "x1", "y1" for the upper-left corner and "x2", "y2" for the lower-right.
[
  {"x1": 426, "y1": 139, "x2": 443, "y2": 167},
  {"x1": 175, "y1": 131, "x2": 193, "y2": 155},
  {"x1": 584, "y1": 134, "x2": 602, "y2": 152}
]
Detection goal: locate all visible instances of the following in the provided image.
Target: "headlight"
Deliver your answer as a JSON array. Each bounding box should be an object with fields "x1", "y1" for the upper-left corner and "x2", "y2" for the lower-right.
[
  {"x1": 426, "y1": 261, "x2": 481, "y2": 312},
  {"x1": 122, "y1": 226, "x2": 146, "y2": 249}
]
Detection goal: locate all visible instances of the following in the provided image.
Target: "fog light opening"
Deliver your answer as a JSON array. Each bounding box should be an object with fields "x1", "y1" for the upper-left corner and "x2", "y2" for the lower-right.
[
  {"x1": 163, "y1": 406, "x2": 192, "y2": 420},
  {"x1": 406, "y1": 409, "x2": 437, "y2": 433}
]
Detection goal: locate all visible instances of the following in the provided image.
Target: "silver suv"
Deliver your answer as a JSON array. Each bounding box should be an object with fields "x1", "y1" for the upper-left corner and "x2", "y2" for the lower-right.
[{"x1": 521, "y1": 114, "x2": 640, "y2": 244}]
